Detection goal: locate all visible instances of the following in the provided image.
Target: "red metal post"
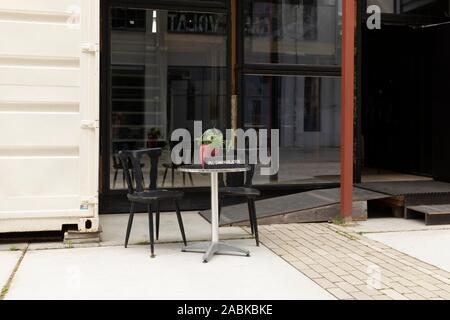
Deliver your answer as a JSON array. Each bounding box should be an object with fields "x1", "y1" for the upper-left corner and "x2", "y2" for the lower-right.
[{"x1": 341, "y1": 0, "x2": 355, "y2": 219}]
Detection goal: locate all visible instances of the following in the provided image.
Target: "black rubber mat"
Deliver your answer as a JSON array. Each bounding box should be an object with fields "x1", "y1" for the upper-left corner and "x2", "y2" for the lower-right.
[{"x1": 200, "y1": 187, "x2": 387, "y2": 226}]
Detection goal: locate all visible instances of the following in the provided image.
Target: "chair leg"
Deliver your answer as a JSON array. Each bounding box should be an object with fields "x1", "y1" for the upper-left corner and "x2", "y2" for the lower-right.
[
  {"x1": 122, "y1": 170, "x2": 126, "y2": 188},
  {"x1": 171, "y1": 167, "x2": 175, "y2": 187},
  {"x1": 124, "y1": 202, "x2": 135, "y2": 248},
  {"x1": 113, "y1": 170, "x2": 118, "y2": 189},
  {"x1": 247, "y1": 199, "x2": 255, "y2": 235},
  {"x1": 155, "y1": 201, "x2": 160, "y2": 241},
  {"x1": 148, "y1": 204, "x2": 155, "y2": 258},
  {"x1": 218, "y1": 198, "x2": 221, "y2": 220},
  {"x1": 250, "y1": 199, "x2": 260, "y2": 247},
  {"x1": 175, "y1": 201, "x2": 187, "y2": 246},
  {"x1": 218, "y1": 198, "x2": 223, "y2": 221},
  {"x1": 162, "y1": 168, "x2": 168, "y2": 187},
  {"x1": 188, "y1": 173, "x2": 194, "y2": 186}
]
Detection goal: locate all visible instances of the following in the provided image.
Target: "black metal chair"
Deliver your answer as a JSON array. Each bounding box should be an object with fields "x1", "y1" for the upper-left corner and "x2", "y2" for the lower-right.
[
  {"x1": 118, "y1": 148, "x2": 187, "y2": 258},
  {"x1": 219, "y1": 156, "x2": 260, "y2": 246}
]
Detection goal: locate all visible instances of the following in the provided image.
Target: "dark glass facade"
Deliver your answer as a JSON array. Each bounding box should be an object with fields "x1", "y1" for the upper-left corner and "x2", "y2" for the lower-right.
[
  {"x1": 241, "y1": 0, "x2": 342, "y2": 186},
  {"x1": 109, "y1": 7, "x2": 228, "y2": 190},
  {"x1": 244, "y1": 75, "x2": 341, "y2": 185},
  {"x1": 243, "y1": 0, "x2": 341, "y2": 65},
  {"x1": 101, "y1": 0, "x2": 342, "y2": 211}
]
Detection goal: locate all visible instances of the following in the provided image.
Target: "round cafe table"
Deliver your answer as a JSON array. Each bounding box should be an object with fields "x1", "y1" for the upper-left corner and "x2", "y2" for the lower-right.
[{"x1": 178, "y1": 165, "x2": 251, "y2": 263}]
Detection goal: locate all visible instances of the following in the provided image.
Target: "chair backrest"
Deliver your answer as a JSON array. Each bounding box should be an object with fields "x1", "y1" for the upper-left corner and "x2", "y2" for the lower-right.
[
  {"x1": 225, "y1": 148, "x2": 257, "y2": 188},
  {"x1": 118, "y1": 148, "x2": 162, "y2": 193}
]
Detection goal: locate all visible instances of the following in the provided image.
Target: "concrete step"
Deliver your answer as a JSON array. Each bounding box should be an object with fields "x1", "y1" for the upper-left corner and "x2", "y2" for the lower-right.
[
  {"x1": 64, "y1": 230, "x2": 101, "y2": 245},
  {"x1": 406, "y1": 205, "x2": 450, "y2": 226}
]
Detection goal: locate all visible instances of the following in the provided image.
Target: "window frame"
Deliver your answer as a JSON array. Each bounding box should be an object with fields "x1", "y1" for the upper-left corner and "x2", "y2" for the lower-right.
[
  {"x1": 240, "y1": 0, "x2": 343, "y2": 70},
  {"x1": 237, "y1": 0, "x2": 343, "y2": 187},
  {"x1": 237, "y1": 0, "x2": 342, "y2": 132}
]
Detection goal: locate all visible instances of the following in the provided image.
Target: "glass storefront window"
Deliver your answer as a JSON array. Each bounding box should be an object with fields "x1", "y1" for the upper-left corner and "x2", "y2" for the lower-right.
[
  {"x1": 243, "y1": 0, "x2": 342, "y2": 65},
  {"x1": 244, "y1": 75, "x2": 341, "y2": 185},
  {"x1": 109, "y1": 8, "x2": 228, "y2": 190},
  {"x1": 367, "y1": 0, "x2": 449, "y2": 16}
]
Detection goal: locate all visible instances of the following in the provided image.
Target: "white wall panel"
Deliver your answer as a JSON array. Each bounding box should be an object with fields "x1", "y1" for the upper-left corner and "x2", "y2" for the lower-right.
[
  {"x1": 0, "y1": 114, "x2": 80, "y2": 148},
  {"x1": 0, "y1": 0, "x2": 82, "y2": 13},
  {"x1": 0, "y1": 158, "x2": 80, "y2": 197},
  {"x1": 0, "y1": 0, "x2": 99, "y2": 233},
  {"x1": 0, "y1": 22, "x2": 81, "y2": 58},
  {"x1": 0, "y1": 67, "x2": 80, "y2": 87}
]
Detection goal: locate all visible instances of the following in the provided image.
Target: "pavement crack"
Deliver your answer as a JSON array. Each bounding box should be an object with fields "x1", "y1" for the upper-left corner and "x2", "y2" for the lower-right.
[
  {"x1": 326, "y1": 224, "x2": 361, "y2": 241},
  {"x1": 0, "y1": 244, "x2": 29, "y2": 300}
]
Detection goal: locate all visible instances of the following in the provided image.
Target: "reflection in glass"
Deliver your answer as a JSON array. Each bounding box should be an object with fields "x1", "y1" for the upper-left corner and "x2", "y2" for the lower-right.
[
  {"x1": 244, "y1": 75, "x2": 341, "y2": 185},
  {"x1": 110, "y1": 8, "x2": 228, "y2": 189},
  {"x1": 243, "y1": 0, "x2": 342, "y2": 65}
]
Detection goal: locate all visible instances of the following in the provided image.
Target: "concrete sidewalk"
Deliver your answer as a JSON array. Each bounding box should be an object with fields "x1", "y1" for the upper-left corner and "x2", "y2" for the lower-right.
[
  {"x1": 338, "y1": 218, "x2": 450, "y2": 272},
  {"x1": 4, "y1": 240, "x2": 333, "y2": 300},
  {"x1": 0, "y1": 251, "x2": 22, "y2": 295},
  {"x1": 1, "y1": 214, "x2": 449, "y2": 300},
  {"x1": 0, "y1": 213, "x2": 333, "y2": 300}
]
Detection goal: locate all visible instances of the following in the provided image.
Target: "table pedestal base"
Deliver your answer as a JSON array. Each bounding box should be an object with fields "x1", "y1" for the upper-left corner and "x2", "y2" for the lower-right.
[{"x1": 182, "y1": 242, "x2": 251, "y2": 263}]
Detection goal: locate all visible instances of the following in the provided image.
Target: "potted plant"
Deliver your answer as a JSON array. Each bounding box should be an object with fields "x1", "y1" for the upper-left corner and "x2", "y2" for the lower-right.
[
  {"x1": 196, "y1": 128, "x2": 224, "y2": 167},
  {"x1": 147, "y1": 128, "x2": 161, "y2": 148}
]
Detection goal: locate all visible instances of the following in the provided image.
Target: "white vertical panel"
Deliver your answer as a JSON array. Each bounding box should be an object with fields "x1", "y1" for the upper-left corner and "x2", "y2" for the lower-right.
[{"x1": 0, "y1": 0, "x2": 99, "y2": 232}]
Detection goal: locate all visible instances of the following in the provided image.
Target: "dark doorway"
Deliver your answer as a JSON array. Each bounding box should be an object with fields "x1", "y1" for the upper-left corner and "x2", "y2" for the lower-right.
[
  {"x1": 361, "y1": 24, "x2": 433, "y2": 178},
  {"x1": 431, "y1": 23, "x2": 450, "y2": 182},
  {"x1": 361, "y1": 13, "x2": 450, "y2": 182}
]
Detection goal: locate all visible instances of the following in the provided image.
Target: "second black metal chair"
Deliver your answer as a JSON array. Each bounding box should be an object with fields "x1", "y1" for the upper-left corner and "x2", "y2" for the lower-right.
[
  {"x1": 119, "y1": 148, "x2": 187, "y2": 258},
  {"x1": 219, "y1": 156, "x2": 260, "y2": 246}
]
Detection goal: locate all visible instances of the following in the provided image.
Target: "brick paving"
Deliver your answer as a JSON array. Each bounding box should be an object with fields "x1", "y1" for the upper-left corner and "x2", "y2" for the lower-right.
[{"x1": 257, "y1": 223, "x2": 450, "y2": 300}]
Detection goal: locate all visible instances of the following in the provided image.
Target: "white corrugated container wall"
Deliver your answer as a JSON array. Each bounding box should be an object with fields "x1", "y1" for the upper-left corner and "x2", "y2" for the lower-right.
[{"x1": 0, "y1": 0, "x2": 100, "y2": 233}]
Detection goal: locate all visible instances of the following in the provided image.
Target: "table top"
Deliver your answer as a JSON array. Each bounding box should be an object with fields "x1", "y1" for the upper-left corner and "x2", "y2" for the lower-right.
[{"x1": 178, "y1": 165, "x2": 250, "y2": 174}]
